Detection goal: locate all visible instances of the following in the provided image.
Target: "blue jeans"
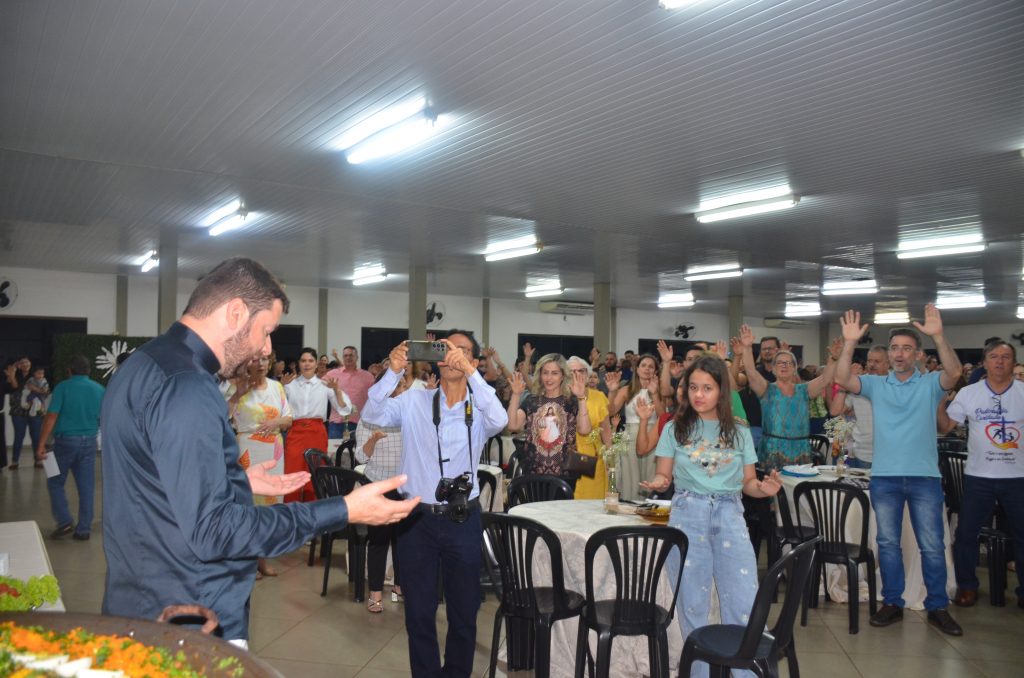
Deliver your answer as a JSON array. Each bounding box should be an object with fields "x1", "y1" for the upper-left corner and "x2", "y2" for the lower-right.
[
  {"x1": 954, "y1": 475, "x2": 1024, "y2": 598},
  {"x1": 668, "y1": 491, "x2": 759, "y2": 678},
  {"x1": 396, "y1": 506, "x2": 482, "y2": 677},
  {"x1": 870, "y1": 476, "x2": 948, "y2": 610},
  {"x1": 10, "y1": 414, "x2": 42, "y2": 465},
  {"x1": 326, "y1": 421, "x2": 356, "y2": 440},
  {"x1": 846, "y1": 457, "x2": 872, "y2": 470},
  {"x1": 47, "y1": 434, "x2": 97, "y2": 536},
  {"x1": 749, "y1": 426, "x2": 762, "y2": 451}
]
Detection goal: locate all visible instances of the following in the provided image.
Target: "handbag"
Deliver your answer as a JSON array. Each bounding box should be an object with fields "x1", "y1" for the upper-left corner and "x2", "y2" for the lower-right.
[{"x1": 564, "y1": 451, "x2": 598, "y2": 478}]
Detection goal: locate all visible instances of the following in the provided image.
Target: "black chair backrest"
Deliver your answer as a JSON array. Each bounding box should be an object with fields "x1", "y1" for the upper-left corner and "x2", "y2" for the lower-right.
[
  {"x1": 505, "y1": 450, "x2": 525, "y2": 479},
  {"x1": 482, "y1": 513, "x2": 571, "y2": 617},
  {"x1": 507, "y1": 474, "x2": 574, "y2": 507},
  {"x1": 737, "y1": 536, "x2": 821, "y2": 659},
  {"x1": 583, "y1": 526, "x2": 688, "y2": 628},
  {"x1": 774, "y1": 486, "x2": 800, "y2": 540},
  {"x1": 793, "y1": 482, "x2": 870, "y2": 557},
  {"x1": 304, "y1": 448, "x2": 333, "y2": 498},
  {"x1": 807, "y1": 435, "x2": 830, "y2": 465},
  {"x1": 938, "y1": 450, "x2": 967, "y2": 516},
  {"x1": 313, "y1": 465, "x2": 370, "y2": 501},
  {"x1": 477, "y1": 468, "x2": 498, "y2": 512},
  {"x1": 937, "y1": 437, "x2": 967, "y2": 454},
  {"x1": 335, "y1": 438, "x2": 357, "y2": 469}
]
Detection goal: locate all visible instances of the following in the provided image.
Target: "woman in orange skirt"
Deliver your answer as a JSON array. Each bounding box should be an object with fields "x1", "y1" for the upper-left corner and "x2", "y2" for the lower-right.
[{"x1": 283, "y1": 347, "x2": 353, "y2": 502}]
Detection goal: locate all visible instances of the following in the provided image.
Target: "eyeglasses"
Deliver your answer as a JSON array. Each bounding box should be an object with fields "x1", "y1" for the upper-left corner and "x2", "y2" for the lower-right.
[
  {"x1": 888, "y1": 345, "x2": 916, "y2": 353},
  {"x1": 774, "y1": 360, "x2": 795, "y2": 367}
]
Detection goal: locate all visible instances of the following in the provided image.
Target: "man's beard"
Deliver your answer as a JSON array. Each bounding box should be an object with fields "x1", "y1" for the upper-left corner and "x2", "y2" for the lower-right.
[{"x1": 219, "y1": 318, "x2": 257, "y2": 379}]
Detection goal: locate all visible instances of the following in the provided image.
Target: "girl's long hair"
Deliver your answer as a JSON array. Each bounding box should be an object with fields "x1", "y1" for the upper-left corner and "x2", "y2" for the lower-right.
[
  {"x1": 672, "y1": 354, "x2": 739, "y2": 449},
  {"x1": 627, "y1": 353, "x2": 660, "y2": 401},
  {"x1": 530, "y1": 353, "x2": 571, "y2": 399}
]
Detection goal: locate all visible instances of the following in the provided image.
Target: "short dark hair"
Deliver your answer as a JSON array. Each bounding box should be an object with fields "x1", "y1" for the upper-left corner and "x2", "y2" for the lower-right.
[
  {"x1": 624, "y1": 350, "x2": 636, "y2": 355},
  {"x1": 446, "y1": 329, "x2": 481, "y2": 359},
  {"x1": 760, "y1": 336, "x2": 780, "y2": 348},
  {"x1": 869, "y1": 344, "x2": 888, "y2": 355},
  {"x1": 888, "y1": 327, "x2": 921, "y2": 348},
  {"x1": 984, "y1": 339, "x2": 1016, "y2": 362},
  {"x1": 70, "y1": 355, "x2": 90, "y2": 375},
  {"x1": 184, "y1": 257, "x2": 290, "y2": 319},
  {"x1": 298, "y1": 347, "x2": 318, "y2": 361},
  {"x1": 343, "y1": 346, "x2": 358, "y2": 354}
]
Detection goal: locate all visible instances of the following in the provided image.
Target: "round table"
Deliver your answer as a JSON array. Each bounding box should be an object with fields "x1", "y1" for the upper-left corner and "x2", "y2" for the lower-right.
[{"x1": 507, "y1": 500, "x2": 686, "y2": 678}]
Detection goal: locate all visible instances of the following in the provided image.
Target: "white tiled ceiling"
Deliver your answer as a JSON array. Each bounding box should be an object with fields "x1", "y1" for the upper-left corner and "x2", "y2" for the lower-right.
[{"x1": 1, "y1": 0, "x2": 1022, "y2": 323}]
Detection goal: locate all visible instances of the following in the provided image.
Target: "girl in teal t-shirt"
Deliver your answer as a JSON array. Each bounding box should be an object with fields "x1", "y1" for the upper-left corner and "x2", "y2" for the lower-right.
[{"x1": 641, "y1": 355, "x2": 782, "y2": 678}]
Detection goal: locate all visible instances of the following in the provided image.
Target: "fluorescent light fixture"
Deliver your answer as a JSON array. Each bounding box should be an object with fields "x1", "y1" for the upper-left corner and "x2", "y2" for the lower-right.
[
  {"x1": 935, "y1": 294, "x2": 987, "y2": 310},
  {"x1": 525, "y1": 288, "x2": 564, "y2": 298},
  {"x1": 658, "y1": 292, "x2": 694, "y2": 309},
  {"x1": 695, "y1": 195, "x2": 799, "y2": 223},
  {"x1": 352, "y1": 265, "x2": 387, "y2": 286},
  {"x1": 698, "y1": 185, "x2": 793, "y2": 212},
  {"x1": 821, "y1": 279, "x2": 878, "y2": 296},
  {"x1": 525, "y1": 280, "x2": 562, "y2": 293},
  {"x1": 1018, "y1": 305, "x2": 1024, "y2": 319},
  {"x1": 140, "y1": 254, "x2": 159, "y2": 273},
  {"x1": 334, "y1": 96, "x2": 428, "y2": 151},
  {"x1": 660, "y1": 0, "x2": 698, "y2": 7},
  {"x1": 785, "y1": 301, "x2": 821, "y2": 318},
  {"x1": 209, "y1": 212, "x2": 254, "y2": 237},
  {"x1": 874, "y1": 312, "x2": 910, "y2": 324},
  {"x1": 200, "y1": 200, "x2": 243, "y2": 228},
  {"x1": 134, "y1": 250, "x2": 156, "y2": 266},
  {"x1": 484, "y1": 235, "x2": 537, "y2": 254},
  {"x1": 346, "y1": 113, "x2": 449, "y2": 164},
  {"x1": 685, "y1": 269, "x2": 743, "y2": 282},
  {"x1": 485, "y1": 246, "x2": 541, "y2": 262},
  {"x1": 897, "y1": 233, "x2": 985, "y2": 259}
]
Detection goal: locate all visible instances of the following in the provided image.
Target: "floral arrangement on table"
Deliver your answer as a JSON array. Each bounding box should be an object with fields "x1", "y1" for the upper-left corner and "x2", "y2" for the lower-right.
[
  {"x1": 599, "y1": 431, "x2": 631, "y2": 494},
  {"x1": 823, "y1": 416, "x2": 856, "y2": 461}
]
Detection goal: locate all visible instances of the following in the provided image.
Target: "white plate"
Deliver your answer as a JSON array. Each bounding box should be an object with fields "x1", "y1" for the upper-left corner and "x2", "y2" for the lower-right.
[{"x1": 647, "y1": 499, "x2": 672, "y2": 508}]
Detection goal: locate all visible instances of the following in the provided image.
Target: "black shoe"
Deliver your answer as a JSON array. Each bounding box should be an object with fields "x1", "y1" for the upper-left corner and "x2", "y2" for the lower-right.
[
  {"x1": 869, "y1": 604, "x2": 904, "y2": 627},
  {"x1": 71, "y1": 532, "x2": 90, "y2": 541},
  {"x1": 50, "y1": 525, "x2": 73, "y2": 539},
  {"x1": 927, "y1": 608, "x2": 963, "y2": 636}
]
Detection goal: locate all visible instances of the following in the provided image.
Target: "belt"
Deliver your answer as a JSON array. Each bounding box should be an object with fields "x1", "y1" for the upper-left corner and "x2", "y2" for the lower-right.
[
  {"x1": 762, "y1": 432, "x2": 808, "y2": 441},
  {"x1": 417, "y1": 498, "x2": 481, "y2": 515}
]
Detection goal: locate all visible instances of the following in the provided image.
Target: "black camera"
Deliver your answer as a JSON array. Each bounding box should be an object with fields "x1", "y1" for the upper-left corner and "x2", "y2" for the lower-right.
[{"x1": 435, "y1": 472, "x2": 473, "y2": 523}]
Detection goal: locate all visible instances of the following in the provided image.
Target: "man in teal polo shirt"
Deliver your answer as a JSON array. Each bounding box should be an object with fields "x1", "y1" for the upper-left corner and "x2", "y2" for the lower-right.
[
  {"x1": 35, "y1": 355, "x2": 105, "y2": 540},
  {"x1": 835, "y1": 305, "x2": 964, "y2": 636}
]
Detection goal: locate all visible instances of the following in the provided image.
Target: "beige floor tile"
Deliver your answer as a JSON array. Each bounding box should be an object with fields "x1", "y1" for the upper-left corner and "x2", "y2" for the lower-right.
[
  {"x1": 263, "y1": 657, "x2": 362, "y2": 678},
  {"x1": 830, "y1": 616, "x2": 961, "y2": 657},
  {"x1": 248, "y1": 616, "x2": 302, "y2": 653},
  {"x1": 783, "y1": 651, "x2": 861, "y2": 678},
  {"x1": 969, "y1": 657, "x2": 1024, "y2": 677},
  {"x1": 61, "y1": 596, "x2": 103, "y2": 614},
  {"x1": 259, "y1": 612, "x2": 400, "y2": 665},
  {"x1": 848, "y1": 653, "x2": 986, "y2": 677},
  {"x1": 942, "y1": 629, "x2": 1024, "y2": 661}
]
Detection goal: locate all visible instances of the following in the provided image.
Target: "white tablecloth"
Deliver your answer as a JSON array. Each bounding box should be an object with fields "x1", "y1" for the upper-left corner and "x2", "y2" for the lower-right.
[
  {"x1": 779, "y1": 470, "x2": 955, "y2": 610},
  {"x1": 353, "y1": 463, "x2": 505, "y2": 511},
  {"x1": 0, "y1": 521, "x2": 65, "y2": 611},
  {"x1": 507, "y1": 500, "x2": 685, "y2": 678}
]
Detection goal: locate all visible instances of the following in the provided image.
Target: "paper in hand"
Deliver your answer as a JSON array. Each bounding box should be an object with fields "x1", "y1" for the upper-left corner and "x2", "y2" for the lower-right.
[{"x1": 42, "y1": 451, "x2": 60, "y2": 478}]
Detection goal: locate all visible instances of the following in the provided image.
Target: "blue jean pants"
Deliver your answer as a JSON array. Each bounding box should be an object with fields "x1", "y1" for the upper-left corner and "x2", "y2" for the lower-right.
[
  {"x1": 47, "y1": 434, "x2": 97, "y2": 536},
  {"x1": 954, "y1": 474, "x2": 1024, "y2": 598},
  {"x1": 870, "y1": 476, "x2": 949, "y2": 610},
  {"x1": 396, "y1": 506, "x2": 482, "y2": 678},
  {"x1": 10, "y1": 414, "x2": 42, "y2": 465},
  {"x1": 669, "y1": 491, "x2": 759, "y2": 678}
]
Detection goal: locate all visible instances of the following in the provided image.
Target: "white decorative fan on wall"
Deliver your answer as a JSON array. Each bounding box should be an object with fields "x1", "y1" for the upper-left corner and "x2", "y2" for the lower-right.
[{"x1": 0, "y1": 278, "x2": 17, "y2": 311}]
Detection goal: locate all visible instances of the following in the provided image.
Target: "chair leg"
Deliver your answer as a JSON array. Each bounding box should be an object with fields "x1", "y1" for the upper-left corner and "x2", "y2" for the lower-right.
[
  {"x1": 846, "y1": 560, "x2": 859, "y2": 634},
  {"x1": 489, "y1": 609, "x2": 503, "y2": 678},
  {"x1": 574, "y1": 620, "x2": 588, "y2": 678},
  {"x1": 595, "y1": 631, "x2": 613, "y2": 678},
  {"x1": 655, "y1": 630, "x2": 670, "y2": 678},
  {"x1": 352, "y1": 540, "x2": 365, "y2": 603},
  {"x1": 679, "y1": 639, "x2": 696, "y2": 678},
  {"x1": 866, "y1": 552, "x2": 878, "y2": 616},
  {"x1": 307, "y1": 535, "x2": 317, "y2": 566},
  {"x1": 535, "y1": 617, "x2": 552, "y2": 678},
  {"x1": 320, "y1": 533, "x2": 333, "y2": 597},
  {"x1": 786, "y1": 639, "x2": 800, "y2": 678}
]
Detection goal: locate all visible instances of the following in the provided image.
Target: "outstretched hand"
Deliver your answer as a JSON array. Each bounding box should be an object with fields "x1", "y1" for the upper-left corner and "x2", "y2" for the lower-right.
[
  {"x1": 912, "y1": 303, "x2": 944, "y2": 337},
  {"x1": 656, "y1": 340, "x2": 674, "y2": 364},
  {"x1": 739, "y1": 324, "x2": 755, "y2": 348},
  {"x1": 712, "y1": 340, "x2": 728, "y2": 360},
  {"x1": 246, "y1": 459, "x2": 310, "y2": 497},
  {"x1": 570, "y1": 369, "x2": 588, "y2": 398},
  {"x1": 840, "y1": 310, "x2": 869, "y2": 343},
  {"x1": 757, "y1": 470, "x2": 783, "y2": 497},
  {"x1": 604, "y1": 371, "x2": 622, "y2": 391},
  {"x1": 345, "y1": 475, "x2": 421, "y2": 525}
]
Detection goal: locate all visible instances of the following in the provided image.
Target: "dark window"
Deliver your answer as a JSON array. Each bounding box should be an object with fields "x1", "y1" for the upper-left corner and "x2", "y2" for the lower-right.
[
  {"x1": 516, "y1": 333, "x2": 595, "y2": 364},
  {"x1": 269, "y1": 324, "x2": 304, "y2": 365},
  {"x1": 0, "y1": 316, "x2": 88, "y2": 371}
]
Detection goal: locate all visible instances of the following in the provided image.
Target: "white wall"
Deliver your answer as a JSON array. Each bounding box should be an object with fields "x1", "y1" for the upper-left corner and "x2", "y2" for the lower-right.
[{"x1": 1, "y1": 266, "x2": 117, "y2": 333}]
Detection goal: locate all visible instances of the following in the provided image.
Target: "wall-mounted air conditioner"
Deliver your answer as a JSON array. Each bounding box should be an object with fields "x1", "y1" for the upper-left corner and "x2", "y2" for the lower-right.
[{"x1": 539, "y1": 301, "x2": 594, "y2": 315}]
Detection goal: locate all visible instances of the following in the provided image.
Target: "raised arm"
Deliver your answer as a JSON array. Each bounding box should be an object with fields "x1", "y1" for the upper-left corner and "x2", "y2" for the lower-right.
[
  {"x1": 738, "y1": 325, "x2": 769, "y2": 398},
  {"x1": 505, "y1": 372, "x2": 527, "y2": 432},
  {"x1": 361, "y1": 343, "x2": 406, "y2": 427},
  {"x1": 657, "y1": 340, "x2": 675, "y2": 398},
  {"x1": 836, "y1": 310, "x2": 868, "y2": 393},
  {"x1": 605, "y1": 371, "x2": 628, "y2": 415},
  {"x1": 634, "y1": 398, "x2": 658, "y2": 456},
  {"x1": 914, "y1": 304, "x2": 961, "y2": 390},
  {"x1": 807, "y1": 338, "x2": 842, "y2": 398}
]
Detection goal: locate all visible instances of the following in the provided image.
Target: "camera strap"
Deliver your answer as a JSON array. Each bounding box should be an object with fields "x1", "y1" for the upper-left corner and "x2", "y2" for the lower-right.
[{"x1": 432, "y1": 385, "x2": 474, "y2": 481}]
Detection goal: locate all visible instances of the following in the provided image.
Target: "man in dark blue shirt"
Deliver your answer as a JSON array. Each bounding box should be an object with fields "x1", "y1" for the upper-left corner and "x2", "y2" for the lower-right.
[{"x1": 101, "y1": 258, "x2": 419, "y2": 642}]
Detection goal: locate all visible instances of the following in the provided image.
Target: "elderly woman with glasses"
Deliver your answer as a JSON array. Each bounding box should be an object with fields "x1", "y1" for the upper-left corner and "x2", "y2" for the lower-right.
[
  {"x1": 737, "y1": 325, "x2": 842, "y2": 470},
  {"x1": 565, "y1": 356, "x2": 613, "y2": 499}
]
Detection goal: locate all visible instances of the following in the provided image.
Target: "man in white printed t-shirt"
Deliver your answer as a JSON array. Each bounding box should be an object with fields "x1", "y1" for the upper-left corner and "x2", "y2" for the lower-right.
[{"x1": 938, "y1": 339, "x2": 1024, "y2": 609}]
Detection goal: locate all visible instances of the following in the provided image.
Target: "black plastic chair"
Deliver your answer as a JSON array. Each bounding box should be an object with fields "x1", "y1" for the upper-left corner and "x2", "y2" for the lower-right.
[
  {"x1": 937, "y1": 437, "x2": 967, "y2": 454},
  {"x1": 939, "y1": 450, "x2": 1010, "y2": 606},
  {"x1": 334, "y1": 437, "x2": 357, "y2": 469},
  {"x1": 807, "y1": 434, "x2": 830, "y2": 466},
  {"x1": 505, "y1": 449, "x2": 525, "y2": 479},
  {"x1": 484, "y1": 433, "x2": 505, "y2": 467},
  {"x1": 767, "y1": 487, "x2": 818, "y2": 602},
  {"x1": 477, "y1": 468, "x2": 499, "y2": 512},
  {"x1": 312, "y1": 466, "x2": 371, "y2": 601},
  {"x1": 679, "y1": 536, "x2": 822, "y2": 678},
  {"x1": 794, "y1": 482, "x2": 877, "y2": 634},
  {"x1": 304, "y1": 448, "x2": 335, "y2": 566},
  {"x1": 574, "y1": 526, "x2": 688, "y2": 678},
  {"x1": 508, "y1": 474, "x2": 574, "y2": 508},
  {"x1": 483, "y1": 513, "x2": 585, "y2": 678}
]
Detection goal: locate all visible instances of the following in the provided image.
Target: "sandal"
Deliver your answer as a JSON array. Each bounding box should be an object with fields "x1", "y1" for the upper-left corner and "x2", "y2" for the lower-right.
[
  {"x1": 367, "y1": 597, "x2": 384, "y2": 613},
  {"x1": 391, "y1": 588, "x2": 403, "y2": 603}
]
